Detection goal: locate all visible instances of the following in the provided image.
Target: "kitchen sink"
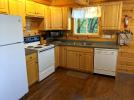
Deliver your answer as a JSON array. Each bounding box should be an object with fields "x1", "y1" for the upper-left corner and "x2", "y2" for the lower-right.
[
  {"x1": 55, "y1": 41, "x2": 95, "y2": 46},
  {"x1": 66, "y1": 41, "x2": 94, "y2": 46}
]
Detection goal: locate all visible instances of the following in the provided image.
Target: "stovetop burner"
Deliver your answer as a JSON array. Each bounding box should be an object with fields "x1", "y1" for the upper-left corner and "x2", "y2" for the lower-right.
[
  {"x1": 27, "y1": 46, "x2": 34, "y2": 48},
  {"x1": 34, "y1": 46, "x2": 43, "y2": 48},
  {"x1": 26, "y1": 44, "x2": 54, "y2": 51}
]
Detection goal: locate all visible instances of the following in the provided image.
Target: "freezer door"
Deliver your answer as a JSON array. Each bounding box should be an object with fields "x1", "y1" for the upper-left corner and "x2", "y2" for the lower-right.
[
  {"x1": 0, "y1": 14, "x2": 23, "y2": 46},
  {"x1": 0, "y1": 43, "x2": 29, "y2": 100}
]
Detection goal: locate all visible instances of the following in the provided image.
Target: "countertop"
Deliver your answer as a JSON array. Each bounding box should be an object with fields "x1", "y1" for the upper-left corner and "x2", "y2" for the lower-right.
[
  {"x1": 49, "y1": 40, "x2": 119, "y2": 49},
  {"x1": 25, "y1": 40, "x2": 119, "y2": 56}
]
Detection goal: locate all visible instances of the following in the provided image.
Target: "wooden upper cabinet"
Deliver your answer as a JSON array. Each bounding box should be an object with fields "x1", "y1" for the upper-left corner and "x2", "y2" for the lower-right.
[
  {"x1": 26, "y1": 0, "x2": 36, "y2": 16},
  {"x1": 62, "y1": 7, "x2": 71, "y2": 30},
  {"x1": 8, "y1": 0, "x2": 18, "y2": 15},
  {"x1": 26, "y1": 0, "x2": 44, "y2": 17},
  {"x1": 9, "y1": 0, "x2": 26, "y2": 29},
  {"x1": 50, "y1": 7, "x2": 63, "y2": 30},
  {"x1": 44, "y1": 5, "x2": 51, "y2": 30},
  {"x1": 101, "y1": 2, "x2": 122, "y2": 30},
  {"x1": 17, "y1": 0, "x2": 26, "y2": 29},
  {"x1": 35, "y1": 3, "x2": 44, "y2": 17},
  {"x1": 0, "y1": 0, "x2": 9, "y2": 14},
  {"x1": 44, "y1": 6, "x2": 71, "y2": 30}
]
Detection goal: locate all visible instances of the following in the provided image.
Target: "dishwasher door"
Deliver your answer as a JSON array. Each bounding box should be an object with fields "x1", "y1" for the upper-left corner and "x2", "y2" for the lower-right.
[{"x1": 94, "y1": 48, "x2": 118, "y2": 76}]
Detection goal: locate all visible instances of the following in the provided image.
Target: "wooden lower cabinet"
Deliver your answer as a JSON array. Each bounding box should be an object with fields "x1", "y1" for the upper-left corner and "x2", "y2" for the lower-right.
[
  {"x1": 59, "y1": 46, "x2": 93, "y2": 72},
  {"x1": 67, "y1": 50, "x2": 79, "y2": 69},
  {"x1": 0, "y1": 0, "x2": 9, "y2": 14},
  {"x1": 55, "y1": 46, "x2": 60, "y2": 68},
  {"x1": 8, "y1": 0, "x2": 26, "y2": 30},
  {"x1": 59, "y1": 46, "x2": 67, "y2": 67},
  {"x1": 79, "y1": 52, "x2": 93, "y2": 72},
  {"x1": 26, "y1": 53, "x2": 38, "y2": 86}
]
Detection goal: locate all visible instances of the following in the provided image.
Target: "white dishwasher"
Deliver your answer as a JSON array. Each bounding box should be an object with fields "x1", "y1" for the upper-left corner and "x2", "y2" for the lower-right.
[{"x1": 94, "y1": 48, "x2": 118, "y2": 76}]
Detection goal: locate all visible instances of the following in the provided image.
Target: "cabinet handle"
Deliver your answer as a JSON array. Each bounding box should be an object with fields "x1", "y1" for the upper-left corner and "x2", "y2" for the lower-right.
[{"x1": 0, "y1": 11, "x2": 7, "y2": 14}]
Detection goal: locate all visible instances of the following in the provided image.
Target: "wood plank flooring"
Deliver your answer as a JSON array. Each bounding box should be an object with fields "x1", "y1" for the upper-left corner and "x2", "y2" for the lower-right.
[{"x1": 22, "y1": 68, "x2": 134, "y2": 100}]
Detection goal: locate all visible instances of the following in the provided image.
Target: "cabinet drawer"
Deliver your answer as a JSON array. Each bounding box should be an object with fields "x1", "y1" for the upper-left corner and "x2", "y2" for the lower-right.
[
  {"x1": 67, "y1": 47, "x2": 93, "y2": 52},
  {"x1": 26, "y1": 53, "x2": 37, "y2": 62}
]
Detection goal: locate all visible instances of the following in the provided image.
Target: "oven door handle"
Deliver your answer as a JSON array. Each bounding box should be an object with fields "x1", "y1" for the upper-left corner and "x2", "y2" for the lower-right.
[{"x1": 39, "y1": 47, "x2": 54, "y2": 53}]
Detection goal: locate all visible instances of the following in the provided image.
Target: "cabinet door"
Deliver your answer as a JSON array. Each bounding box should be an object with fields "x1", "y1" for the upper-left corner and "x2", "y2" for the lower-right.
[
  {"x1": 55, "y1": 46, "x2": 60, "y2": 68},
  {"x1": 67, "y1": 50, "x2": 79, "y2": 69},
  {"x1": 62, "y1": 7, "x2": 71, "y2": 30},
  {"x1": 26, "y1": 0, "x2": 36, "y2": 16},
  {"x1": 51, "y1": 7, "x2": 63, "y2": 29},
  {"x1": 8, "y1": 0, "x2": 18, "y2": 15},
  {"x1": 0, "y1": 0, "x2": 8, "y2": 14},
  {"x1": 79, "y1": 52, "x2": 93, "y2": 72},
  {"x1": 35, "y1": 3, "x2": 44, "y2": 17},
  {"x1": 44, "y1": 5, "x2": 51, "y2": 30},
  {"x1": 17, "y1": 0, "x2": 26, "y2": 30},
  {"x1": 59, "y1": 46, "x2": 67, "y2": 67},
  {"x1": 27, "y1": 59, "x2": 38, "y2": 86},
  {"x1": 101, "y1": 2, "x2": 122, "y2": 30},
  {"x1": 9, "y1": 0, "x2": 26, "y2": 30}
]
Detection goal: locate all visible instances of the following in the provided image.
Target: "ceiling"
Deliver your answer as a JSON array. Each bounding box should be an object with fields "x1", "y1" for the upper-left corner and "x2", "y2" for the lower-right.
[{"x1": 33, "y1": 0, "x2": 134, "y2": 7}]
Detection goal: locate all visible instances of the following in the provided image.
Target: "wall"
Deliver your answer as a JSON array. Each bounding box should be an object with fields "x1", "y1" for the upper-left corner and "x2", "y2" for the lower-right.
[
  {"x1": 64, "y1": 0, "x2": 134, "y2": 44},
  {"x1": 25, "y1": 17, "x2": 44, "y2": 37},
  {"x1": 122, "y1": 1, "x2": 134, "y2": 47}
]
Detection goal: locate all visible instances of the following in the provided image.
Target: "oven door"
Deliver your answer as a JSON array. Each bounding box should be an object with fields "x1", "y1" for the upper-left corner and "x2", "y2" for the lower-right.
[{"x1": 38, "y1": 48, "x2": 55, "y2": 73}]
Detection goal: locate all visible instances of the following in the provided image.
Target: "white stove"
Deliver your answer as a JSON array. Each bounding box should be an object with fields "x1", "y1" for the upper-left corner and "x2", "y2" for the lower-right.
[{"x1": 24, "y1": 36, "x2": 55, "y2": 81}]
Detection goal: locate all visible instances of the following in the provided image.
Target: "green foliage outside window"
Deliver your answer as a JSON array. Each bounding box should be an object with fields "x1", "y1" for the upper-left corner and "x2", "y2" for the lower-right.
[{"x1": 75, "y1": 17, "x2": 98, "y2": 34}]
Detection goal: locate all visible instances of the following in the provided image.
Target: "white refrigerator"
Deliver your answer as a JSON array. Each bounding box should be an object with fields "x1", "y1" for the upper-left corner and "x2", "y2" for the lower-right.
[{"x1": 0, "y1": 14, "x2": 29, "y2": 100}]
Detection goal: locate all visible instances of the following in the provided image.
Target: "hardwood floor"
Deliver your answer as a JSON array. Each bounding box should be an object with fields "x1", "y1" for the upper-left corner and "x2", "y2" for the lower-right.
[{"x1": 22, "y1": 68, "x2": 134, "y2": 100}]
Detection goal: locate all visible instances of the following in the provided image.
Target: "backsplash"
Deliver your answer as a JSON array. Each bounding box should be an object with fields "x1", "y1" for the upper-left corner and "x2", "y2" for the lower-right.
[{"x1": 24, "y1": 17, "x2": 44, "y2": 37}]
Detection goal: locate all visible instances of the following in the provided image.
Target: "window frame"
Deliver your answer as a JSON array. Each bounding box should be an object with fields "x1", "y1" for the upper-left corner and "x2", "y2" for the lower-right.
[{"x1": 73, "y1": 18, "x2": 100, "y2": 36}]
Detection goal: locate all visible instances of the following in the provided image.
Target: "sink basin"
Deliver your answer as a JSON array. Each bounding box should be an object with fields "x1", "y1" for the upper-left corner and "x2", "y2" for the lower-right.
[
  {"x1": 66, "y1": 42, "x2": 94, "y2": 46},
  {"x1": 57, "y1": 41, "x2": 95, "y2": 46}
]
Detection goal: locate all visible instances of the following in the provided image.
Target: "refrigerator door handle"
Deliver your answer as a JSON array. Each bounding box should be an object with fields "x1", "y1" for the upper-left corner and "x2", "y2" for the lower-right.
[{"x1": 0, "y1": 42, "x2": 23, "y2": 47}]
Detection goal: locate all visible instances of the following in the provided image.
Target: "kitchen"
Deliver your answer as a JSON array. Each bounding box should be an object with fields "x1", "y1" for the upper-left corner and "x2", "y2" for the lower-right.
[{"x1": 0, "y1": 0, "x2": 134, "y2": 100}]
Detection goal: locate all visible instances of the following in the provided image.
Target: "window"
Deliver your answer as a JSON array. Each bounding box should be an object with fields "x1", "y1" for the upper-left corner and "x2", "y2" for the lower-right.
[
  {"x1": 72, "y1": 6, "x2": 101, "y2": 35},
  {"x1": 74, "y1": 17, "x2": 99, "y2": 35}
]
